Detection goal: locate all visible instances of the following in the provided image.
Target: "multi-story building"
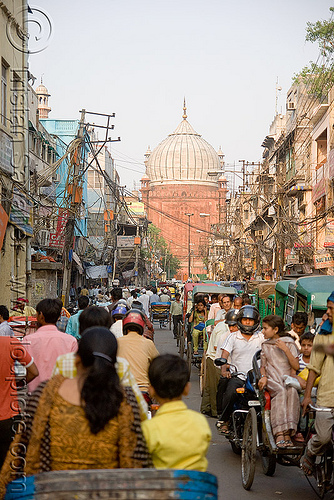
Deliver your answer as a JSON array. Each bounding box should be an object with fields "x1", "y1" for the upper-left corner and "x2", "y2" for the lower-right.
[{"x1": 0, "y1": 1, "x2": 31, "y2": 307}]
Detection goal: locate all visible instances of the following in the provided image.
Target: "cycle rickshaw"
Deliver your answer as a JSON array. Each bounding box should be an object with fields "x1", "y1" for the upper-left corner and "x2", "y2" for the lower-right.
[
  {"x1": 181, "y1": 285, "x2": 237, "y2": 378},
  {"x1": 150, "y1": 302, "x2": 171, "y2": 328}
]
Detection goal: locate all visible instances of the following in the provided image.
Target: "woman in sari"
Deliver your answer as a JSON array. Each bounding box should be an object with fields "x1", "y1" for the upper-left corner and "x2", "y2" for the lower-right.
[{"x1": 0, "y1": 327, "x2": 151, "y2": 497}]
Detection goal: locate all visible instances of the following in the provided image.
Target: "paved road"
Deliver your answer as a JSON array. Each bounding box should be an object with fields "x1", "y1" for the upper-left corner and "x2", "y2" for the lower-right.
[{"x1": 153, "y1": 324, "x2": 317, "y2": 500}]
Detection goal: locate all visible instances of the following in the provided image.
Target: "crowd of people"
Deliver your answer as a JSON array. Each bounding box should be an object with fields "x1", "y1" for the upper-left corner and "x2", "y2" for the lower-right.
[
  {"x1": 1, "y1": 282, "x2": 334, "y2": 496},
  {"x1": 196, "y1": 288, "x2": 334, "y2": 476},
  {"x1": 0, "y1": 283, "x2": 211, "y2": 498}
]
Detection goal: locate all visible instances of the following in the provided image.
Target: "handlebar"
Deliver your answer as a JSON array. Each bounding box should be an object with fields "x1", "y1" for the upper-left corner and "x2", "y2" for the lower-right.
[{"x1": 309, "y1": 404, "x2": 334, "y2": 413}]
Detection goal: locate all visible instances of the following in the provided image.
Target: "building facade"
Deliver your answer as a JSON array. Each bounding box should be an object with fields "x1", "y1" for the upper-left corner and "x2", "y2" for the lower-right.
[{"x1": 140, "y1": 102, "x2": 227, "y2": 279}]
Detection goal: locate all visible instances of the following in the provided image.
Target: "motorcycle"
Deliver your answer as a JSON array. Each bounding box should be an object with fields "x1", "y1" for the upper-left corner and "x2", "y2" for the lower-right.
[{"x1": 214, "y1": 357, "x2": 260, "y2": 455}]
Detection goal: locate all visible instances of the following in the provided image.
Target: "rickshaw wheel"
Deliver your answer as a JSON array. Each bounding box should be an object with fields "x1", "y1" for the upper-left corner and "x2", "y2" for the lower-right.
[
  {"x1": 176, "y1": 321, "x2": 182, "y2": 348},
  {"x1": 187, "y1": 341, "x2": 192, "y2": 373},
  {"x1": 241, "y1": 407, "x2": 257, "y2": 490},
  {"x1": 179, "y1": 329, "x2": 185, "y2": 358},
  {"x1": 230, "y1": 441, "x2": 242, "y2": 455},
  {"x1": 199, "y1": 354, "x2": 206, "y2": 397},
  {"x1": 261, "y1": 453, "x2": 276, "y2": 476}
]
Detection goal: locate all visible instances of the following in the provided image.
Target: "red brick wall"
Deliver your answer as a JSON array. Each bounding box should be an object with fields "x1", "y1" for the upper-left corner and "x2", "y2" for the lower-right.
[{"x1": 141, "y1": 183, "x2": 222, "y2": 278}]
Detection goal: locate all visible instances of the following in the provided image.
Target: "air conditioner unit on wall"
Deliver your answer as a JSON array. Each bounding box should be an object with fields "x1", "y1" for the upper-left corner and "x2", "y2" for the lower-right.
[
  {"x1": 287, "y1": 102, "x2": 296, "y2": 110},
  {"x1": 38, "y1": 230, "x2": 50, "y2": 247}
]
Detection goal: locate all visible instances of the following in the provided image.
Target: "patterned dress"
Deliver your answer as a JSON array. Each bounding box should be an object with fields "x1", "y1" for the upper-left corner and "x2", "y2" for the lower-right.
[{"x1": 261, "y1": 336, "x2": 300, "y2": 436}]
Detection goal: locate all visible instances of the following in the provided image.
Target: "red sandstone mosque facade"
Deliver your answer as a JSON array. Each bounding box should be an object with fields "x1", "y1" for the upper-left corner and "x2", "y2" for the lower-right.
[{"x1": 140, "y1": 102, "x2": 228, "y2": 280}]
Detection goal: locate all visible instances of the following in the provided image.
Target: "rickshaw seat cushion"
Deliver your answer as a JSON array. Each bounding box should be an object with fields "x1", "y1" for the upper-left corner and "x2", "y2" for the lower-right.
[{"x1": 264, "y1": 390, "x2": 271, "y2": 410}]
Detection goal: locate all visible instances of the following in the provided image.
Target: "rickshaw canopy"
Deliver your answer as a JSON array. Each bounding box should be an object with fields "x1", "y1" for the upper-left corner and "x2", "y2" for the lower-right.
[
  {"x1": 295, "y1": 276, "x2": 334, "y2": 311},
  {"x1": 275, "y1": 279, "x2": 293, "y2": 296},
  {"x1": 257, "y1": 282, "x2": 276, "y2": 299},
  {"x1": 192, "y1": 284, "x2": 237, "y2": 299}
]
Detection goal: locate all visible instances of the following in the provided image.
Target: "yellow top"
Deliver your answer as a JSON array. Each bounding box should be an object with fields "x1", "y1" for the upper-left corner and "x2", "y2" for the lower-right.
[
  {"x1": 308, "y1": 333, "x2": 334, "y2": 407},
  {"x1": 141, "y1": 400, "x2": 211, "y2": 471}
]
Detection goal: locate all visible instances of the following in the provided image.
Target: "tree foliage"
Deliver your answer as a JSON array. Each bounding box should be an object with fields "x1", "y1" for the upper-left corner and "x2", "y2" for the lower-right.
[
  {"x1": 293, "y1": 8, "x2": 334, "y2": 99},
  {"x1": 143, "y1": 224, "x2": 181, "y2": 278}
]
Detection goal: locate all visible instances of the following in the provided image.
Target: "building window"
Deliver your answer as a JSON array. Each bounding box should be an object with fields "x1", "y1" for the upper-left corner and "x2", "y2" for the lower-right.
[
  {"x1": 11, "y1": 75, "x2": 19, "y2": 134},
  {"x1": 87, "y1": 169, "x2": 104, "y2": 189},
  {"x1": 1, "y1": 62, "x2": 8, "y2": 127}
]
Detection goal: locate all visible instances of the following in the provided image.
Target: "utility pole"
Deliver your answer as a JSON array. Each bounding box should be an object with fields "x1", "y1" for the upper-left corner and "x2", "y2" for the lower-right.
[
  {"x1": 185, "y1": 213, "x2": 194, "y2": 280},
  {"x1": 134, "y1": 225, "x2": 140, "y2": 287},
  {"x1": 61, "y1": 110, "x2": 86, "y2": 306}
]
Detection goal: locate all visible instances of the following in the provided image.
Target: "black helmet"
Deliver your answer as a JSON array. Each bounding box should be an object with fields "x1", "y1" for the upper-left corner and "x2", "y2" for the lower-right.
[
  {"x1": 225, "y1": 308, "x2": 238, "y2": 326},
  {"x1": 237, "y1": 305, "x2": 260, "y2": 334}
]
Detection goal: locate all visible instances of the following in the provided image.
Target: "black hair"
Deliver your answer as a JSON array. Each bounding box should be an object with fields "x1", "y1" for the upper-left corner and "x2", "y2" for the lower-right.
[
  {"x1": 242, "y1": 297, "x2": 252, "y2": 305},
  {"x1": 204, "y1": 294, "x2": 209, "y2": 299},
  {"x1": 211, "y1": 293, "x2": 218, "y2": 301},
  {"x1": 131, "y1": 289, "x2": 138, "y2": 298},
  {"x1": 36, "y1": 298, "x2": 62, "y2": 324},
  {"x1": 262, "y1": 314, "x2": 286, "y2": 337},
  {"x1": 222, "y1": 294, "x2": 232, "y2": 302},
  {"x1": 79, "y1": 306, "x2": 112, "y2": 335},
  {"x1": 111, "y1": 288, "x2": 122, "y2": 301},
  {"x1": 292, "y1": 312, "x2": 308, "y2": 326},
  {"x1": 300, "y1": 331, "x2": 315, "y2": 343},
  {"x1": 78, "y1": 327, "x2": 123, "y2": 434},
  {"x1": 196, "y1": 298, "x2": 206, "y2": 307},
  {"x1": 78, "y1": 295, "x2": 89, "y2": 310},
  {"x1": 151, "y1": 287, "x2": 157, "y2": 295},
  {"x1": 0, "y1": 305, "x2": 9, "y2": 320},
  {"x1": 149, "y1": 354, "x2": 190, "y2": 399},
  {"x1": 175, "y1": 293, "x2": 181, "y2": 298}
]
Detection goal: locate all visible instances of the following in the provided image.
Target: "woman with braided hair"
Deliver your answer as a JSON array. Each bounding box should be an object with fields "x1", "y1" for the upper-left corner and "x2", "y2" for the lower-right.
[{"x1": 0, "y1": 327, "x2": 151, "y2": 498}]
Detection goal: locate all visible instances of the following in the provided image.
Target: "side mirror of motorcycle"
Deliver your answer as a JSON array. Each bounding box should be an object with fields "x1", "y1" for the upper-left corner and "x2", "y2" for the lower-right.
[{"x1": 214, "y1": 358, "x2": 228, "y2": 367}]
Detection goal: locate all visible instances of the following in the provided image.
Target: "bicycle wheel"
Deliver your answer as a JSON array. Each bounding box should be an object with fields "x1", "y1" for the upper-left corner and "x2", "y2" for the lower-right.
[
  {"x1": 179, "y1": 328, "x2": 185, "y2": 358},
  {"x1": 241, "y1": 407, "x2": 257, "y2": 490},
  {"x1": 261, "y1": 453, "x2": 276, "y2": 476},
  {"x1": 176, "y1": 321, "x2": 182, "y2": 347},
  {"x1": 187, "y1": 341, "x2": 192, "y2": 374},
  {"x1": 199, "y1": 354, "x2": 206, "y2": 397}
]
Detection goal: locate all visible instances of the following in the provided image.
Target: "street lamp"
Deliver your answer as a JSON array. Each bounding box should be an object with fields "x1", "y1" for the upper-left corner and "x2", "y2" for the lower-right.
[{"x1": 185, "y1": 213, "x2": 194, "y2": 279}]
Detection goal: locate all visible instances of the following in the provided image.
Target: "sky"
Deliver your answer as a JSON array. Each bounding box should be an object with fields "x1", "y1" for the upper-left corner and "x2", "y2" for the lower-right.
[{"x1": 28, "y1": 0, "x2": 333, "y2": 190}]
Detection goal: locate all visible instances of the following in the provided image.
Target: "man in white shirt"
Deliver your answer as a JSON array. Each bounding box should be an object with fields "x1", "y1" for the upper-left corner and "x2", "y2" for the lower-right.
[
  {"x1": 216, "y1": 306, "x2": 264, "y2": 433},
  {"x1": 200, "y1": 312, "x2": 230, "y2": 417},
  {"x1": 138, "y1": 289, "x2": 150, "y2": 317},
  {"x1": 0, "y1": 306, "x2": 13, "y2": 337},
  {"x1": 215, "y1": 295, "x2": 233, "y2": 324}
]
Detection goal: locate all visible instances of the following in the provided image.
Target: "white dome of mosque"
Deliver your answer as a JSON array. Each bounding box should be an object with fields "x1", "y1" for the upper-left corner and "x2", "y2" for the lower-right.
[
  {"x1": 146, "y1": 101, "x2": 222, "y2": 185},
  {"x1": 36, "y1": 83, "x2": 50, "y2": 96}
]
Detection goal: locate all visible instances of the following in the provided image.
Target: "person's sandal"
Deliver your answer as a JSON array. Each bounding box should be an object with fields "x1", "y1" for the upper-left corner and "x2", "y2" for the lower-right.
[
  {"x1": 276, "y1": 433, "x2": 287, "y2": 448},
  {"x1": 301, "y1": 449, "x2": 316, "y2": 476},
  {"x1": 284, "y1": 440, "x2": 294, "y2": 447}
]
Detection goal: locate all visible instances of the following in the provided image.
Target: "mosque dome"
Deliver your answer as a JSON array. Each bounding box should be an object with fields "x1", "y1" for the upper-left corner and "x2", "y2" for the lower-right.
[
  {"x1": 36, "y1": 83, "x2": 50, "y2": 96},
  {"x1": 146, "y1": 101, "x2": 221, "y2": 185}
]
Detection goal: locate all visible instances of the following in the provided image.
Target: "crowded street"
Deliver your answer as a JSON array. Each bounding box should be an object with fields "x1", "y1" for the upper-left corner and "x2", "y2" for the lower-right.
[
  {"x1": 2, "y1": 1, "x2": 334, "y2": 499},
  {"x1": 154, "y1": 324, "x2": 316, "y2": 500}
]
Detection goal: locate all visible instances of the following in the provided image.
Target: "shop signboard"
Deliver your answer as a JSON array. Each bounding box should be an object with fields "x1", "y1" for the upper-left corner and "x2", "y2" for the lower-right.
[
  {"x1": 324, "y1": 218, "x2": 334, "y2": 248},
  {"x1": 117, "y1": 236, "x2": 135, "y2": 248},
  {"x1": 314, "y1": 252, "x2": 334, "y2": 269}
]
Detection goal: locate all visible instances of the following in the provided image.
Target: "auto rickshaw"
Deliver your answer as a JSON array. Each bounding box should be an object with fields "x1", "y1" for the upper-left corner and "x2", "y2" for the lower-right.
[
  {"x1": 284, "y1": 275, "x2": 334, "y2": 329},
  {"x1": 274, "y1": 279, "x2": 296, "y2": 325}
]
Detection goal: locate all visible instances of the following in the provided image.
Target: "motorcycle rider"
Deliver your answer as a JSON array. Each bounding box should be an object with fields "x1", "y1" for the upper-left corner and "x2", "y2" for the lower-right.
[
  {"x1": 117, "y1": 309, "x2": 159, "y2": 396},
  {"x1": 216, "y1": 306, "x2": 264, "y2": 433}
]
